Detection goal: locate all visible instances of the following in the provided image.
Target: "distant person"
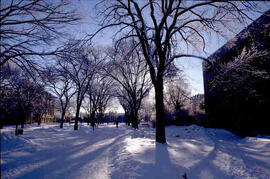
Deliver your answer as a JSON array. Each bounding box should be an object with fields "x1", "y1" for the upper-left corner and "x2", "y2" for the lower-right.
[
  {"x1": 116, "y1": 120, "x2": 118, "y2": 128},
  {"x1": 91, "y1": 120, "x2": 95, "y2": 131}
]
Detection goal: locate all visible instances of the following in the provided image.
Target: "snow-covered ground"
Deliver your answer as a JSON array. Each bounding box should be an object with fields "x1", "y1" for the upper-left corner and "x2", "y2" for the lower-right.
[{"x1": 1, "y1": 123, "x2": 270, "y2": 179}]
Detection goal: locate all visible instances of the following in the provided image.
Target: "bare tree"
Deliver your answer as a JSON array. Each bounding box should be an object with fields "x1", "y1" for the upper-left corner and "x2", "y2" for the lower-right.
[
  {"x1": 209, "y1": 45, "x2": 270, "y2": 91},
  {"x1": 84, "y1": 74, "x2": 115, "y2": 125},
  {"x1": 106, "y1": 40, "x2": 152, "y2": 129},
  {"x1": 43, "y1": 62, "x2": 76, "y2": 128},
  {"x1": 91, "y1": 0, "x2": 264, "y2": 143},
  {"x1": 140, "y1": 97, "x2": 155, "y2": 124},
  {"x1": 165, "y1": 75, "x2": 190, "y2": 113},
  {"x1": 0, "y1": 65, "x2": 53, "y2": 134},
  {"x1": 33, "y1": 89, "x2": 54, "y2": 126},
  {"x1": 0, "y1": 66, "x2": 30, "y2": 131},
  {"x1": 117, "y1": 89, "x2": 132, "y2": 126},
  {"x1": 59, "y1": 42, "x2": 103, "y2": 130},
  {"x1": 0, "y1": 0, "x2": 80, "y2": 70},
  {"x1": 95, "y1": 78, "x2": 115, "y2": 124}
]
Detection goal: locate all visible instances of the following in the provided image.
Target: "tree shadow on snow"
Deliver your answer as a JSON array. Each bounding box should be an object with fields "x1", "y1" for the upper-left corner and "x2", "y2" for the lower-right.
[
  {"x1": 1, "y1": 126, "x2": 130, "y2": 179},
  {"x1": 110, "y1": 143, "x2": 185, "y2": 179}
]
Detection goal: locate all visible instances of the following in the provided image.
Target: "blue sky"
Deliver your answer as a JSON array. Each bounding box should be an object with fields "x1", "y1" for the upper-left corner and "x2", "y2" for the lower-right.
[{"x1": 69, "y1": 0, "x2": 269, "y2": 96}]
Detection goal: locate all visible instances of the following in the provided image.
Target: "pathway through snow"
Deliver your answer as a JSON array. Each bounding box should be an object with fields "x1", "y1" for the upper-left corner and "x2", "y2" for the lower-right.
[{"x1": 1, "y1": 123, "x2": 270, "y2": 178}]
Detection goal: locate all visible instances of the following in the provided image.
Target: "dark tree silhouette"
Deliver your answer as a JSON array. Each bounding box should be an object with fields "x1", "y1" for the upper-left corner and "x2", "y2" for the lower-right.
[
  {"x1": 59, "y1": 42, "x2": 103, "y2": 130},
  {"x1": 106, "y1": 40, "x2": 152, "y2": 129},
  {"x1": 0, "y1": 65, "x2": 53, "y2": 134},
  {"x1": 42, "y1": 63, "x2": 76, "y2": 128},
  {"x1": 84, "y1": 73, "x2": 115, "y2": 125},
  {"x1": 0, "y1": 0, "x2": 80, "y2": 70},
  {"x1": 91, "y1": 0, "x2": 264, "y2": 143}
]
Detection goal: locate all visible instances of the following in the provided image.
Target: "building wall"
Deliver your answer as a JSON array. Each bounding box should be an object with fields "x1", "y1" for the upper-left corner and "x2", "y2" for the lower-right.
[{"x1": 203, "y1": 11, "x2": 270, "y2": 136}]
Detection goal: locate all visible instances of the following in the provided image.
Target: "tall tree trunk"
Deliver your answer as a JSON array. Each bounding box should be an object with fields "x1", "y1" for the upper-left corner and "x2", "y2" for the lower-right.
[
  {"x1": 21, "y1": 113, "x2": 25, "y2": 128},
  {"x1": 155, "y1": 79, "x2": 166, "y2": 143},
  {"x1": 125, "y1": 112, "x2": 127, "y2": 125},
  {"x1": 74, "y1": 91, "x2": 81, "y2": 130},
  {"x1": 87, "y1": 114, "x2": 90, "y2": 125},
  {"x1": 132, "y1": 109, "x2": 139, "y2": 129},
  {"x1": 60, "y1": 110, "x2": 66, "y2": 128},
  {"x1": 90, "y1": 111, "x2": 96, "y2": 121},
  {"x1": 15, "y1": 123, "x2": 18, "y2": 136},
  {"x1": 21, "y1": 117, "x2": 24, "y2": 128},
  {"x1": 130, "y1": 108, "x2": 135, "y2": 128},
  {"x1": 74, "y1": 104, "x2": 80, "y2": 130},
  {"x1": 21, "y1": 122, "x2": 24, "y2": 128},
  {"x1": 124, "y1": 111, "x2": 130, "y2": 126},
  {"x1": 38, "y1": 115, "x2": 41, "y2": 125},
  {"x1": 16, "y1": 101, "x2": 21, "y2": 135}
]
